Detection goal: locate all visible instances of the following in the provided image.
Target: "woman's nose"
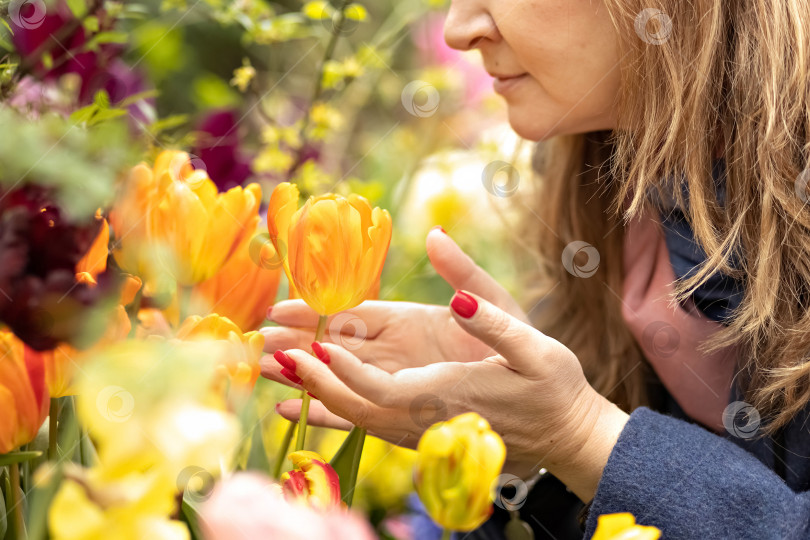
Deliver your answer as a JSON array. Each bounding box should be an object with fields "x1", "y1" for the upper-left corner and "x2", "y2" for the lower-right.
[{"x1": 443, "y1": 0, "x2": 500, "y2": 51}]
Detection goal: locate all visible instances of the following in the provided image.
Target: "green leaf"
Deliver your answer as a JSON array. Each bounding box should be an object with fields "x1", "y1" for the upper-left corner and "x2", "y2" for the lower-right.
[
  {"x1": 0, "y1": 452, "x2": 43, "y2": 467},
  {"x1": 148, "y1": 114, "x2": 189, "y2": 135},
  {"x1": 181, "y1": 495, "x2": 205, "y2": 540},
  {"x1": 302, "y1": 1, "x2": 332, "y2": 20},
  {"x1": 66, "y1": 0, "x2": 88, "y2": 17},
  {"x1": 93, "y1": 90, "x2": 110, "y2": 109},
  {"x1": 0, "y1": 486, "x2": 6, "y2": 540},
  {"x1": 83, "y1": 15, "x2": 99, "y2": 33},
  {"x1": 328, "y1": 426, "x2": 367, "y2": 507},
  {"x1": 344, "y1": 3, "x2": 368, "y2": 21},
  {"x1": 1, "y1": 18, "x2": 13, "y2": 36},
  {"x1": 70, "y1": 103, "x2": 100, "y2": 124},
  {"x1": 86, "y1": 31, "x2": 129, "y2": 50}
]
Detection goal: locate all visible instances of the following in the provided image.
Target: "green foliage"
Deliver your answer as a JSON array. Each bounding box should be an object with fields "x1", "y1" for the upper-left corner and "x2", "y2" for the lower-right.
[{"x1": 0, "y1": 108, "x2": 141, "y2": 219}]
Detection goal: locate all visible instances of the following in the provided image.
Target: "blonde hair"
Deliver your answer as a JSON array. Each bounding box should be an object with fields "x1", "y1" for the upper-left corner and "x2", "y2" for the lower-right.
[{"x1": 526, "y1": 0, "x2": 810, "y2": 434}]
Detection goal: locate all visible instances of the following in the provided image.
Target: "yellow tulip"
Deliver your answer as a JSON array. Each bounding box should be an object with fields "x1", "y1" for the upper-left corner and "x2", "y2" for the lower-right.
[
  {"x1": 0, "y1": 331, "x2": 50, "y2": 454},
  {"x1": 193, "y1": 218, "x2": 282, "y2": 331},
  {"x1": 112, "y1": 150, "x2": 262, "y2": 287},
  {"x1": 592, "y1": 513, "x2": 661, "y2": 540},
  {"x1": 267, "y1": 182, "x2": 392, "y2": 316},
  {"x1": 176, "y1": 314, "x2": 264, "y2": 400},
  {"x1": 414, "y1": 412, "x2": 506, "y2": 532}
]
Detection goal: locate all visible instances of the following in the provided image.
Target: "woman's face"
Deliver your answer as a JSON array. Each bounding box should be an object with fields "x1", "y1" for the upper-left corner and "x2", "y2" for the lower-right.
[{"x1": 444, "y1": 0, "x2": 622, "y2": 141}]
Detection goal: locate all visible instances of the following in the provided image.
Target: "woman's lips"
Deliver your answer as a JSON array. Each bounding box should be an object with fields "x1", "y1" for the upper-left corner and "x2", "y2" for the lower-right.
[{"x1": 492, "y1": 73, "x2": 528, "y2": 95}]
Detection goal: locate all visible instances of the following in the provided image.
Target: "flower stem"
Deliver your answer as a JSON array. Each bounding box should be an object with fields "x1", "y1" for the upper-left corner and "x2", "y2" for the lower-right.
[
  {"x1": 8, "y1": 459, "x2": 25, "y2": 540},
  {"x1": 48, "y1": 398, "x2": 60, "y2": 461},
  {"x1": 178, "y1": 284, "x2": 193, "y2": 324},
  {"x1": 272, "y1": 420, "x2": 297, "y2": 479},
  {"x1": 441, "y1": 529, "x2": 452, "y2": 540},
  {"x1": 343, "y1": 427, "x2": 366, "y2": 507},
  {"x1": 294, "y1": 314, "x2": 329, "y2": 451}
]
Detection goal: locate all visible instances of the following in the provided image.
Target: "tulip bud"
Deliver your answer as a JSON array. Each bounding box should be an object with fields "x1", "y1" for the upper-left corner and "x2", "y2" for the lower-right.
[
  {"x1": 281, "y1": 451, "x2": 342, "y2": 511},
  {"x1": 592, "y1": 513, "x2": 661, "y2": 540},
  {"x1": 414, "y1": 412, "x2": 506, "y2": 531}
]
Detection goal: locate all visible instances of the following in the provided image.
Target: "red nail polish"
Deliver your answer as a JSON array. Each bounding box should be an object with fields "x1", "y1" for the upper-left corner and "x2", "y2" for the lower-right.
[
  {"x1": 266, "y1": 306, "x2": 274, "y2": 319},
  {"x1": 307, "y1": 392, "x2": 319, "y2": 399},
  {"x1": 274, "y1": 350, "x2": 296, "y2": 371},
  {"x1": 450, "y1": 290, "x2": 478, "y2": 318},
  {"x1": 280, "y1": 368, "x2": 303, "y2": 385},
  {"x1": 311, "y1": 341, "x2": 330, "y2": 365},
  {"x1": 431, "y1": 225, "x2": 447, "y2": 234}
]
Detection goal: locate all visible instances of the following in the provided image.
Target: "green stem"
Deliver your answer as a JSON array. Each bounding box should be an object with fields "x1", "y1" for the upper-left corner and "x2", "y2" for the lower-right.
[
  {"x1": 48, "y1": 398, "x2": 60, "y2": 461},
  {"x1": 293, "y1": 315, "x2": 329, "y2": 452},
  {"x1": 272, "y1": 419, "x2": 297, "y2": 479},
  {"x1": 441, "y1": 529, "x2": 452, "y2": 540},
  {"x1": 8, "y1": 460, "x2": 25, "y2": 540}
]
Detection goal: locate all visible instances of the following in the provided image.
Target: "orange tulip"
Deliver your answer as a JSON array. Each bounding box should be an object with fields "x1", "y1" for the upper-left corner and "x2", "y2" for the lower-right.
[
  {"x1": 281, "y1": 451, "x2": 342, "y2": 511},
  {"x1": 176, "y1": 314, "x2": 264, "y2": 398},
  {"x1": 75, "y1": 212, "x2": 109, "y2": 280},
  {"x1": 267, "y1": 182, "x2": 392, "y2": 316},
  {"x1": 0, "y1": 331, "x2": 50, "y2": 453},
  {"x1": 193, "y1": 217, "x2": 282, "y2": 331},
  {"x1": 112, "y1": 150, "x2": 262, "y2": 287}
]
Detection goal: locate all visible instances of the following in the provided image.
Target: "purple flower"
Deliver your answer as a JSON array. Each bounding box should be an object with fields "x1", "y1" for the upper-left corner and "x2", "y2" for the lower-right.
[{"x1": 193, "y1": 110, "x2": 253, "y2": 191}]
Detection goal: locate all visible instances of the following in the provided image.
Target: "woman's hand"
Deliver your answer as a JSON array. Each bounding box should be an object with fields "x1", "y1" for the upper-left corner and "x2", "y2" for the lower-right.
[
  {"x1": 265, "y1": 290, "x2": 629, "y2": 502},
  {"x1": 261, "y1": 228, "x2": 529, "y2": 379}
]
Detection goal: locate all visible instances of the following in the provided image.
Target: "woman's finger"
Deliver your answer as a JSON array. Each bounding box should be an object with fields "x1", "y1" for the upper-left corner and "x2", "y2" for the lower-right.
[
  {"x1": 449, "y1": 290, "x2": 556, "y2": 376},
  {"x1": 275, "y1": 399, "x2": 354, "y2": 431},
  {"x1": 259, "y1": 354, "x2": 304, "y2": 390},
  {"x1": 269, "y1": 299, "x2": 392, "y2": 338},
  {"x1": 426, "y1": 228, "x2": 529, "y2": 323},
  {"x1": 281, "y1": 348, "x2": 384, "y2": 430}
]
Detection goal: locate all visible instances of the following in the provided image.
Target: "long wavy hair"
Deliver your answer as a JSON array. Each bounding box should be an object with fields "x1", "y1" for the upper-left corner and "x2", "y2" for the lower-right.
[{"x1": 524, "y1": 0, "x2": 810, "y2": 434}]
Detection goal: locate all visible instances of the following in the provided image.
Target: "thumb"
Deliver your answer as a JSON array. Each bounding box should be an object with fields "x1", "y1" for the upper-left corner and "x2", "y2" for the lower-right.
[
  {"x1": 426, "y1": 227, "x2": 527, "y2": 321},
  {"x1": 448, "y1": 289, "x2": 552, "y2": 375}
]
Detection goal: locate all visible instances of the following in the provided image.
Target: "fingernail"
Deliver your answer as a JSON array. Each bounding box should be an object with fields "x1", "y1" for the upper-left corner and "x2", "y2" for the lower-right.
[
  {"x1": 266, "y1": 306, "x2": 274, "y2": 319},
  {"x1": 311, "y1": 341, "x2": 330, "y2": 365},
  {"x1": 431, "y1": 225, "x2": 447, "y2": 234},
  {"x1": 307, "y1": 392, "x2": 319, "y2": 399},
  {"x1": 274, "y1": 350, "x2": 296, "y2": 371},
  {"x1": 450, "y1": 290, "x2": 478, "y2": 318},
  {"x1": 280, "y1": 368, "x2": 303, "y2": 385},
  {"x1": 274, "y1": 403, "x2": 280, "y2": 412}
]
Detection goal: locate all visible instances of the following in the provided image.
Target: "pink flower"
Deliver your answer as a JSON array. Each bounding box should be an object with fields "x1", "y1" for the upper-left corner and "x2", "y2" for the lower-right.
[{"x1": 200, "y1": 473, "x2": 378, "y2": 540}]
